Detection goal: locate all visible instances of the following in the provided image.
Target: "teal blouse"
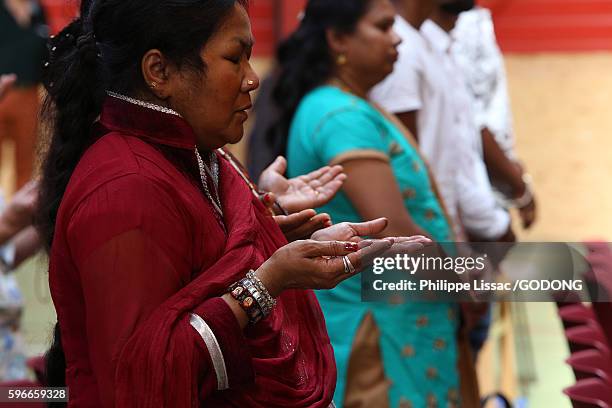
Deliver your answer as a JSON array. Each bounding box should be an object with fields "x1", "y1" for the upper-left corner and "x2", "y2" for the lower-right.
[{"x1": 287, "y1": 86, "x2": 460, "y2": 408}]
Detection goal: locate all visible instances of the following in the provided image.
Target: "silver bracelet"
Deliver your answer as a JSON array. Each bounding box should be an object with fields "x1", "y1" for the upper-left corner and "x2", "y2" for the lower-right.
[{"x1": 247, "y1": 270, "x2": 277, "y2": 315}]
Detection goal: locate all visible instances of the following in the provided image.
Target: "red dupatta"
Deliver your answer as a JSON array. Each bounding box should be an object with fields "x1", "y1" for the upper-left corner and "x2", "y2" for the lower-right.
[{"x1": 99, "y1": 99, "x2": 337, "y2": 407}]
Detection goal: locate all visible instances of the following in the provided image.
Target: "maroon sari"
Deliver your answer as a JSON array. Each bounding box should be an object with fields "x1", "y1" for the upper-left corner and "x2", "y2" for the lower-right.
[{"x1": 48, "y1": 97, "x2": 336, "y2": 407}]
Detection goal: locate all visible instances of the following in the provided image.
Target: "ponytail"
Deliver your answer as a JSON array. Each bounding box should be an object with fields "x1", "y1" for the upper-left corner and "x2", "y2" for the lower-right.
[{"x1": 38, "y1": 11, "x2": 105, "y2": 249}]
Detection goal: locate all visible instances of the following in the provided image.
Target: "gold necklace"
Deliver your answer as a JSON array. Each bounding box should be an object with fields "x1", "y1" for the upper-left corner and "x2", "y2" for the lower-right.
[{"x1": 328, "y1": 77, "x2": 366, "y2": 100}]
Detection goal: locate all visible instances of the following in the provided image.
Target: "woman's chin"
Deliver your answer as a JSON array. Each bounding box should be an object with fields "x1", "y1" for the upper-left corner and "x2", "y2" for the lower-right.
[{"x1": 224, "y1": 127, "x2": 245, "y2": 146}]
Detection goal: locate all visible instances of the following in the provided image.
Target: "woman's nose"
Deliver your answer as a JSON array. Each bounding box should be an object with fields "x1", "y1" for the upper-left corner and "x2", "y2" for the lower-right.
[{"x1": 243, "y1": 69, "x2": 260, "y2": 92}]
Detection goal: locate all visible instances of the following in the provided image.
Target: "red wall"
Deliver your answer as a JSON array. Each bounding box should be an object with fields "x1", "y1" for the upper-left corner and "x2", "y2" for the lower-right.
[
  {"x1": 280, "y1": 0, "x2": 307, "y2": 38},
  {"x1": 252, "y1": 0, "x2": 306, "y2": 56},
  {"x1": 40, "y1": 0, "x2": 79, "y2": 35},
  {"x1": 43, "y1": 0, "x2": 612, "y2": 55},
  {"x1": 480, "y1": 0, "x2": 612, "y2": 52},
  {"x1": 250, "y1": 0, "x2": 278, "y2": 56},
  {"x1": 266, "y1": 0, "x2": 612, "y2": 55}
]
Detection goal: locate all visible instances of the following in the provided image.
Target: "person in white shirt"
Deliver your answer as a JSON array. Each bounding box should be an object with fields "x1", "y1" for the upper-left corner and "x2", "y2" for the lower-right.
[
  {"x1": 452, "y1": 6, "x2": 537, "y2": 229},
  {"x1": 370, "y1": 0, "x2": 514, "y2": 242}
]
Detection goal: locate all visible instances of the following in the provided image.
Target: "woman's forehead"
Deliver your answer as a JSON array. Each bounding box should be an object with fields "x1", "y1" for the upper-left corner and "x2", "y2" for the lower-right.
[{"x1": 217, "y1": 3, "x2": 253, "y2": 40}]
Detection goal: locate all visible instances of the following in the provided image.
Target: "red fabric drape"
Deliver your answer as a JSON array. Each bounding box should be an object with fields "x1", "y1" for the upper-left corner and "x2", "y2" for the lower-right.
[{"x1": 114, "y1": 156, "x2": 337, "y2": 407}]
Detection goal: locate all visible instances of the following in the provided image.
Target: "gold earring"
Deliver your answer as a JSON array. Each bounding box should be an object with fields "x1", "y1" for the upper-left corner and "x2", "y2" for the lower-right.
[
  {"x1": 150, "y1": 82, "x2": 157, "y2": 88},
  {"x1": 337, "y1": 54, "x2": 347, "y2": 66},
  {"x1": 247, "y1": 80, "x2": 255, "y2": 86}
]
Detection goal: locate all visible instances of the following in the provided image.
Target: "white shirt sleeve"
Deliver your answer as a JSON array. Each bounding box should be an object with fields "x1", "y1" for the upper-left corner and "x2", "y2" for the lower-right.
[{"x1": 455, "y1": 144, "x2": 511, "y2": 239}]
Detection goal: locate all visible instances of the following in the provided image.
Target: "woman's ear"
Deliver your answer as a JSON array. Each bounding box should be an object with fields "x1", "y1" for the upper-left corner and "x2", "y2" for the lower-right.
[
  {"x1": 141, "y1": 49, "x2": 173, "y2": 100},
  {"x1": 325, "y1": 28, "x2": 348, "y2": 58}
]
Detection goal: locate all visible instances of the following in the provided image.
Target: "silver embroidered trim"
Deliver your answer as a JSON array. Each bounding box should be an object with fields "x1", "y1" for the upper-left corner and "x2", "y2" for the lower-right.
[
  {"x1": 106, "y1": 91, "x2": 182, "y2": 117},
  {"x1": 189, "y1": 313, "x2": 229, "y2": 390}
]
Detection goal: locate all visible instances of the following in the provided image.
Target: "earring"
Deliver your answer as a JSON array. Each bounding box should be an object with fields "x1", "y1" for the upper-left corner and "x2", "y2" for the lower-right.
[
  {"x1": 247, "y1": 80, "x2": 255, "y2": 86},
  {"x1": 336, "y1": 54, "x2": 347, "y2": 66},
  {"x1": 150, "y1": 82, "x2": 157, "y2": 89}
]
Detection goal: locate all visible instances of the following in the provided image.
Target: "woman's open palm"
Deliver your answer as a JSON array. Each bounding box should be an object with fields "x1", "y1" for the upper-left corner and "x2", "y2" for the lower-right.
[{"x1": 258, "y1": 156, "x2": 346, "y2": 213}]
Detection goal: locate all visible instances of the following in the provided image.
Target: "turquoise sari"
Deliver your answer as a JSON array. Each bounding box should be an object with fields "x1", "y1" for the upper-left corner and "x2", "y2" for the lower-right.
[{"x1": 287, "y1": 86, "x2": 460, "y2": 408}]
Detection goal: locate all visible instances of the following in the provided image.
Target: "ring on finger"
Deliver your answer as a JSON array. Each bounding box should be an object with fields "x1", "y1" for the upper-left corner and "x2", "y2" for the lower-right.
[{"x1": 342, "y1": 256, "x2": 356, "y2": 274}]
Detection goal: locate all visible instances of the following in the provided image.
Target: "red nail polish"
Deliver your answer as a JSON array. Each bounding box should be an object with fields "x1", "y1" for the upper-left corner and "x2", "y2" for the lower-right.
[{"x1": 345, "y1": 242, "x2": 359, "y2": 251}]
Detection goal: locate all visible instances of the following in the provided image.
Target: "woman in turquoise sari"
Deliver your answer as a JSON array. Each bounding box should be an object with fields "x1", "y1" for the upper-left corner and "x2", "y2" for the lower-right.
[{"x1": 266, "y1": 0, "x2": 462, "y2": 407}]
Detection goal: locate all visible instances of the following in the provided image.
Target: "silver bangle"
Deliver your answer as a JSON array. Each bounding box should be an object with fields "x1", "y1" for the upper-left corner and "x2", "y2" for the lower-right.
[{"x1": 247, "y1": 270, "x2": 277, "y2": 315}]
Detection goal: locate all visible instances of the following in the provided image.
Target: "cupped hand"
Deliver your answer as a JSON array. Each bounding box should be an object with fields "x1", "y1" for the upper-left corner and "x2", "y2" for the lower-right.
[
  {"x1": 312, "y1": 218, "x2": 432, "y2": 256},
  {"x1": 311, "y1": 218, "x2": 389, "y2": 242},
  {"x1": 255, "y1": 238, "x2": 394, "y2": 297},
  {"x1": 274, "y1": 209, "x2": 332, "y2": 242},
  {"x1": 380, "y1": 235, "x2": 433, "y2": 257},
  {"x1": 258, "y1": 156, "x2": 346, "y2": 213}
]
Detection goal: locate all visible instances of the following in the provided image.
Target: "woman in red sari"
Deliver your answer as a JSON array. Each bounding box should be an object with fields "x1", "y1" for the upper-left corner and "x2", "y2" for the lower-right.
[{"x1": 36, "y1": 0, "x2": 428, "y2": 407}]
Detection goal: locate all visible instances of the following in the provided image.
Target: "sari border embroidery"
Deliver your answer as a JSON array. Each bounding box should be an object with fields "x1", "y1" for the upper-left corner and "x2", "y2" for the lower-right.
[
  {"x1": 189, "y1": 313, "x2": 229, "y2": 390},
  {"x1": 329, "y1": 150, "x2": 390, "y2": 166}
]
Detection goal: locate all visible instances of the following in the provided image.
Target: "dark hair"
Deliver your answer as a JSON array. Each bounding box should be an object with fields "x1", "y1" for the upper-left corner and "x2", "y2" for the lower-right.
[
  {"x1": 37, "y1": 0, "x2": 247, "y2": 397},
  {"x1": 440, "y1": 0, "x2": 475, "y2": 16},
  {"x1": 265, "y1": 0, "x2": 373, "y2": 159}
]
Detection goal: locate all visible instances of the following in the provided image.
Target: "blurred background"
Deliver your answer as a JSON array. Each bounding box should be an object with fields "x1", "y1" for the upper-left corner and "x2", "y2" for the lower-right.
[{"x1": 2, "y1": 0, "x2": 612, "y2": 406}]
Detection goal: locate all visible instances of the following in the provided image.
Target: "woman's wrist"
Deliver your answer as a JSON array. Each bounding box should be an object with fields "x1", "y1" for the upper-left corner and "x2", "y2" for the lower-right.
[
  {"x1": 253, "y1": 265, "x2": 284, "y2": 298},
  {"x1": 225, "y1": 270, "x2": 280, "y2": 325},
  {"x1": 221, "y1": 293, "x2": 249, "y2": 329}
]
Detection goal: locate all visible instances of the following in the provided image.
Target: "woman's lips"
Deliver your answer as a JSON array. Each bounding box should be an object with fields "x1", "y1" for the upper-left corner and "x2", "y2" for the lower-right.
[{"x1": 236, "y1": 109, "x2": 249, "y2": 121}]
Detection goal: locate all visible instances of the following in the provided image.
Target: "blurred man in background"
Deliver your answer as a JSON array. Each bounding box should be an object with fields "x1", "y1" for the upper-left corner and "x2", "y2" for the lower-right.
[
  {"x1": 370, "y1": 0, "x2": 514, "y2": 243},
  {"x1": 452, "y1": 3, "x2": 537, "y2": 229}
]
